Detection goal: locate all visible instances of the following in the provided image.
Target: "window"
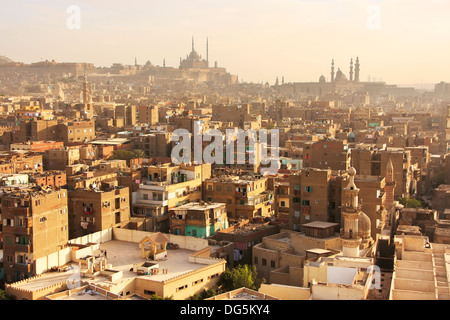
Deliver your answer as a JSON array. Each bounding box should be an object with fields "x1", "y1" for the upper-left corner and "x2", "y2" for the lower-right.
[
  {"x1": 254, "y1": 257, "x2": 258, "y2": 264},
  {"x1": 192, "y1": 279, "x2": 204, "y2": 286},
  {"x1": 294, "y1": 184, "x2": 300, "y2": 190},
  {"x1": 5, "y1": 236, "x2": 12, "y2": 245},
  {"x1": 271, "y1": 260, "x2": 275, "y2": 268},
  {"x1": 262, "y1": 259, "x2": 267, "y2": 266},
  {"x1": 144, "y1": 290, "x2": 156, "y2": 295},
  {"x1": 305, "y1": 186, "x2": 313, "y2": 192},
  {"x1": 294, "y1": 211, "x2": 300, "y2": 218},
  {"x1": 280, "y1": 201, "x2": 285, "y2": 207},
  {"x1": 302, "y1": 200, "x2": 310, "y2": 206},
  {"x1": 293, "y1": 197, "x2": 301, "y2": 203},
  {"x1": 216, "y1": 186, "x2": 222, "y2": 192}
]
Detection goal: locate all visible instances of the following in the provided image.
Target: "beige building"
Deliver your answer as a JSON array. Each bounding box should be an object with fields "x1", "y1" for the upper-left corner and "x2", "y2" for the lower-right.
[
  {"x1": 289, "y1": 168, "x2": 331, "y2": 231},
  {"x1": 138, "y1": 105, "x2": 159, "y2": 125},
  {"x1": 390, "y1": 235, "x2": 450, "y2": 300},
  {"x1": 252, "y1": 226, "x2": 341, "y2": 286},
  {"x1": 5, "y1": 228, "x2": 227, "y2": 300},
  {"x1": 1, "y1": 186, "x2": 69, "y2": 283},
  {"x1": 68, "y1": 186, "x2": 130, "y2": 239},
  {"x1": 132, "y1": 163, "x2": 211, "y2": 232},
  {"x1": 203, "y1": 175, "x2": 274, "y2": 220}
]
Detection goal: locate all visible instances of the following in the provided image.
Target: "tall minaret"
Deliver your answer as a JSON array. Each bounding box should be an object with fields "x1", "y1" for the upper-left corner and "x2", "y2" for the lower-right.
[
  {"x1": 340, "y1": 167, "x2": 363, "y2": 257},
  {"x1": 349, "y1": 58, "x2": 354, "y2": 82},
  {"x1": 206, "y1": 37, "x2": 209, "y2": 63},
  {"x1": 331, "y1": 59, "x2": 335, "y2": 82},
  {"x1": 354, "y1": 57, "x2": 360, "y2": 82},
  {"x1": 383, "y1": 157, "x2": 396, "y2": 210},
  {"x1": 192, "y1": 36, "x2": 195, "y2": 51},
  {"x1": 82, "y1": 73, "x2": 92, "y2": 119}
]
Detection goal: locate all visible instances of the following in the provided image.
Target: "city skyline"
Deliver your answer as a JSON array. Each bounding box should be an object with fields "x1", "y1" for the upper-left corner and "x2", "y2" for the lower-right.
[{"x1": 1, "y1": 0, "x2": 449, "y2": 85}]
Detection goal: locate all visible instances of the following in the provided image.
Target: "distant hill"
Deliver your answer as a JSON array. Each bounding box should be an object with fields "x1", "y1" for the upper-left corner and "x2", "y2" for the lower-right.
[{"x1": 0, "y1": 56, "x2": 14, "y2": 64}]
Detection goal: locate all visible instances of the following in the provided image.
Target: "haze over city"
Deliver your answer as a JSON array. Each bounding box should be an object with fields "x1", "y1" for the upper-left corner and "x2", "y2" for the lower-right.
[
  {"x1": 1, "y1": 0, "x2": 450, "y2": 305},
  {"x1": 1, "y1": 0, "x2": 449, "y2": 85}
]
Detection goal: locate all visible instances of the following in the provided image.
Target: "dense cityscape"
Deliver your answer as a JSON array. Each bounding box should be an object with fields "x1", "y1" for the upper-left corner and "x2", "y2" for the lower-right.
[{"x1": 0, "y1": 1, "x2": 449, "y2": 305}]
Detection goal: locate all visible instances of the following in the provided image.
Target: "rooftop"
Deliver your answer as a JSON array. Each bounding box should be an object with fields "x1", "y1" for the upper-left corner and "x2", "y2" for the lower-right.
[
  {"x1": 172, "y1": 202, "x2": 225, "y2": 211},
  {"x1": 8, "y1": 238, "x2": 221, "y2": 294}
]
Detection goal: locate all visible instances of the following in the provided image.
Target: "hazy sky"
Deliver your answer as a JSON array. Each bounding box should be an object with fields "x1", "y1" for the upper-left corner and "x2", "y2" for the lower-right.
[{"x1": 1, "y1": 0, "x2": 449, "y2": 84}]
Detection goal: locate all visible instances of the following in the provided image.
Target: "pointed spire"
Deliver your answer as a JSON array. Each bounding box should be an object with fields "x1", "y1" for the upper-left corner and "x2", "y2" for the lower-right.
[
  {"x1": 331, "y1": 59, "x2": 335, "y2": 82},
  {"x1": 386, "y1": 157, "x2": 394, "y2": 182}
]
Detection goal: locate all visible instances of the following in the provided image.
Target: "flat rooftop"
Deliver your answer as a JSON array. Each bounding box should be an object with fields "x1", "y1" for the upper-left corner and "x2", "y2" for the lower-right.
[
  {"x1": 11, "y1": 240, "x2": 214, "y2": 293},
  {"x1": 172, "y1": 202, "x2": 225, "y2": 211}
]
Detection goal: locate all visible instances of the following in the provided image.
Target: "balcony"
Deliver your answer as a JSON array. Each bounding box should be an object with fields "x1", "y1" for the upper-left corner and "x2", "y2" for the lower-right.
[
  {"x1": 340, "y1": 228, "x2": 363, "y2": 241},
  {"x1": 15, "y1": 243, "x2": 32, "y2": 254},
  {"x1": 14, "y1": 263, "x2": 33, "y2": 273}
]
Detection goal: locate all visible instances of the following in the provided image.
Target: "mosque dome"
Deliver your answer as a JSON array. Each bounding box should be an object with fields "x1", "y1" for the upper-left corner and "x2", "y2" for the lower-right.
[
  {"x1": 319, "y1": 75, "x2": 326, "y2": 83},
  {"x1": 334, "y1": 69, "x2": 348, "y2": 82},
  {"x1": 358, "y1": 212, "x2": 371, "y2": 239},
  {"x1": 188, "y1": 50, "x2": 202, "y2": 62}
]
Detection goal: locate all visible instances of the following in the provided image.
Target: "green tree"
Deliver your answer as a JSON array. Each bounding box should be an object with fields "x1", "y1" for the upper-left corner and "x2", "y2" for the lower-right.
[
  {"x1": 217, "y1": 264, "x2": 261, "y2": 292},
  {"x1": 399, "y1": 197, "x2": 422, "y2": 208},
  {"x1": 132, "y1": 149, "x2": 147, "y2": 159},
  {"x1": 112, "y1": 150, "x2": 134, "y2": 161}
]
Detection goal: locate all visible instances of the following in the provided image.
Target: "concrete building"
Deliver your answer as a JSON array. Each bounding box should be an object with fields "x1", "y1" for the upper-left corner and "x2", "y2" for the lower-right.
[
  {"x1": 1, "y1": 186, "x2": 69, "y2": 283},
  {"x1": 252, "y1": 226, "x2": 341, "y2": 286},
  {"x1": 169, "y1": 202, "x2": 228, "y2": 238},
  {"x1": 68, "y1": 186, "x2": 130, "y2": 239},
  {"x1": 213, "y1": 219, "x2": 280, "y2": 266},
  {"x1": 390, "y1": 235, "x2": 450, "y2": 300},
  {"x1": 133, "y1": 131, "x2": 172, "y2": 158},
  {"x1": 44, "y1": 147, "x2": 80, "y2": 171},
  {"x1": 304, "y1": 139, "x2": 350, "y2": 171},
  {"x1": 138, "y1": 105, "x2": 159, "y2": 125},
  {"x1": 289, "y1": 168, "x2": 331, "y2": 231},
  {"x1": 132, "y1": 163, "x2": 211, "y2": 232},
  {"x1": 203, "y1": 175, "x2": 274, "y2": 220},
  {"x1": 4, "y1": 228, "x2": 227, "y2": 300}
]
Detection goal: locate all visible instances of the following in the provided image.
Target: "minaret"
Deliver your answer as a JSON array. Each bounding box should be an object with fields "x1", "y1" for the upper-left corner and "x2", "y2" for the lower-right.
[
  {"x1": 82, "y1": 73, "x2": 92, "y2": 119},
  {"x1": 340, "y1": 167, "x2": 363, "y2": 257},
  {"x1": 192, "y1": 36, "x2": 195, "y2": 51},
  {"x1": 383, "y1": 157, "x2": 396, "y2": 210},
  {"x1": 349, "y1": 58, "x2": 354, "y2": 82},
  {"x1": 354, "y1": 57, "x2": 360, "y2": 82},
  {"x1": 206, "y1": 37, "x2": 209, "y2": 63},
  {"x1": 331, "y1": 59, "x2": 335, "y2": 82}
]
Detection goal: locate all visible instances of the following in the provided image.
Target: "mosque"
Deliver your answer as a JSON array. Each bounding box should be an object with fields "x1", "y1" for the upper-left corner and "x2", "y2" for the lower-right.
[
  {"x1": 276, "y1": 57, "x2": 414, "y2": 99},
  {"x1": 139, "y1": 37, "x2": 238, "y2": 85}
]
